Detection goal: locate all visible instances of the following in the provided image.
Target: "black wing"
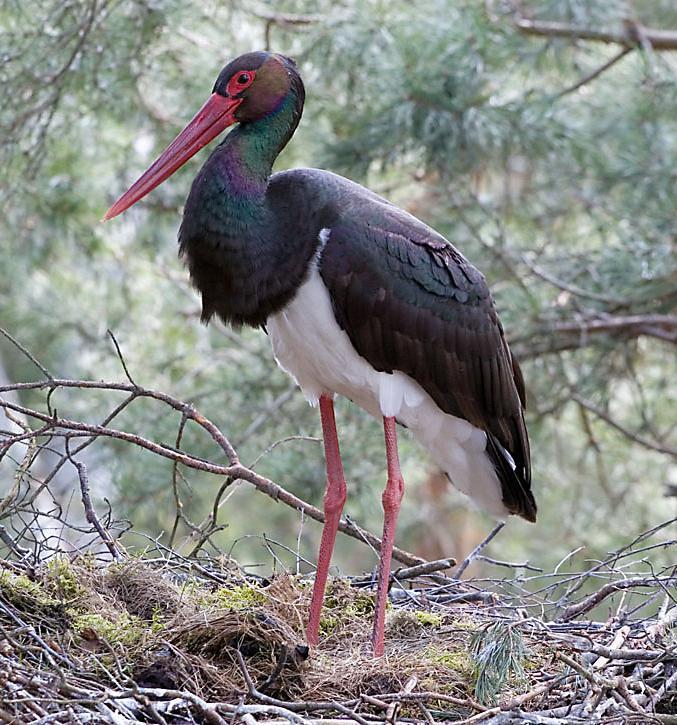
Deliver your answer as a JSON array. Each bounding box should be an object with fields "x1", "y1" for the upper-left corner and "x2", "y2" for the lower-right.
[{"x1": 319, "y1": 210, "x2": 536, "y2": 521}]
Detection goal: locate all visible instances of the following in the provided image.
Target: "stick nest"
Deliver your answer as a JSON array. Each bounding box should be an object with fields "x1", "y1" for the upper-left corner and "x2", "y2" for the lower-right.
[{"x1": 0, "y1": 549, "x2": 675, "y2": 724}]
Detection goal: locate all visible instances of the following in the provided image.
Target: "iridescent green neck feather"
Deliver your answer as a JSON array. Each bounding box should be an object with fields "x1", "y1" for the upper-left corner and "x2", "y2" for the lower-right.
[{"x1": 177, "y1": 70, "x2": 311, "y2": 327}]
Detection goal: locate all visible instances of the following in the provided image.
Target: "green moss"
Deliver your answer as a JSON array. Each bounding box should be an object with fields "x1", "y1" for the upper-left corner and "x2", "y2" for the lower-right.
[
  {"x1": 319, "y1": 614, "x2": 339, "y2": 636},
  {"x1": 45, "y1": 557, "x2": 86, "y2": 600},
  {"x1": 387, "y1": 609, "x2": 441, "y2": 637},
  {"x1": 426, "y1": 646, "x2": 475, "y2": 679},
  {"x1": 149, "y1": 606, "x2": 166, "y2": 633},
  {"x1": 523, "y1": 650, "x2": 544, "y2": 671},
  {"x1": 343, "y1": 592, "x2": 375, "y2": 618},
  {"x1": 450, "y1": 618, "x2": 478, "y2": 632},
  {"x1": 200, "y1": 583, "x2": 266, "y2": 610},
  {"x1": 72, "y1": 612, "x2": 148, "y2": 649},
  {"x1": 178, "y1": 578, "x2": 268, "y2": 611},
  {"x1": 414, "y1": 610, "x2": 443, "y2": 627},
  {"x1": 324, "y1": 580, "x2": 374, "y2": 615},
  {"x1": 316, "y1": 580, "x2": 378, "y2": 636},
  {"x1": 419, "y1": 674, "x2": 463, "y2": 697},
  {"x1": 0, "y1": 570, "x2": 59, "y2": 609}
]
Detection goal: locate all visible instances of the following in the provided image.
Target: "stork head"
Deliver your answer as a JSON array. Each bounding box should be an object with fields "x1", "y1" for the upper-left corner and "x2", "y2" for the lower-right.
[{"x1": 103, "y1": 52, "x2": 302, "y2": 220}]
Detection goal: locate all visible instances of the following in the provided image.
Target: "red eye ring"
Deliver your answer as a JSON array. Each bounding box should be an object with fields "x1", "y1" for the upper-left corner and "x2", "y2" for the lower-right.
[{"x1": 226, "y1": 69, "x2": 256, "y2": 96}]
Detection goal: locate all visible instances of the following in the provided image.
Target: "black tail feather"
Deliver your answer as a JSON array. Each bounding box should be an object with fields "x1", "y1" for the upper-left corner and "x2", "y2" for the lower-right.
[{"x1": 486, "y1": 433, "x2": 537, "y2": 522}]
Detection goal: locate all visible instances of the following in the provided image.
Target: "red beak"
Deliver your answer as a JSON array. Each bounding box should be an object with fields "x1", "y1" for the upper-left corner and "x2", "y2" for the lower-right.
[{"x1": 103, "y1": 93, "x2": 241, "y2": 221}]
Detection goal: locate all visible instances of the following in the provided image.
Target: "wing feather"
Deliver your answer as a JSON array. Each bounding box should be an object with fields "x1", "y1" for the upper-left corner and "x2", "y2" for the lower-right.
[{"x1": 319, "y1": 214, "x2": 536, "y2": 521}]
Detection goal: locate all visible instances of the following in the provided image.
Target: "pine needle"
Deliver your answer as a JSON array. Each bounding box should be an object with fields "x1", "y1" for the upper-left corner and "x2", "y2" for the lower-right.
[{"x1": 470, "y1": 620, "x2": 528, "y2": 704}]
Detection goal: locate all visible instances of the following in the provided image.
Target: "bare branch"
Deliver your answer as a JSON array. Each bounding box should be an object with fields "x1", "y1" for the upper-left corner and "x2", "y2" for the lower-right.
[
  {"x1": 559, "y1": 575, "x2": 677, "y2": 621},
  {"x1": 0, "y1": 377, "x2": 425, "y2": 567},
  {"x1": 0, "y1": 327, "x2": 53, "y2": 381},
  {"x1": 107, "y1": 330, "x2": 138, "y2": 388},
  {"x1": 66, "y1": 444, "x2": 121, "y2": 560},
  {"x1": 247, "y1": 8, "x2": 323, "y2": 27},
  {"x1": 572, "y1": 394, "x2": 677, "y2": 458},
  {"x1": 557, "y1": 46, "x2": 633, "y2": 97},
  {"x1": 511, "y1": 313, "x2": 677, "y2": 359},
  {"x1": 453, "y1": 521, "x2": 506, "y2": 579},
  {"x1": 515, "y1": 16, "x2": 677, "y2": 51},
  {"x1": 393, "y1": 557, "x2": 456, "y2": 581}
]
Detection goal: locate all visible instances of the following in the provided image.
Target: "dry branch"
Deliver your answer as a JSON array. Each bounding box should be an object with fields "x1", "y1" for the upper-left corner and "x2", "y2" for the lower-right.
[
  {"x1": 556, "y1": 46, "x2": 633, "y2": 97},
  {"x1": 559, "y1": 575, "x2": 677, "y2": 622},
  {"x1": 0, "y1": 376, "x2": 424, "y2": 567},
  {"x1": 249, "y1": 8, "x2": 323, "y2": 26},
  {"x1": 572, "y1": 394, "x2": 677, "y2": 459},
  {"x1": 515, "y1": 16, "x2": 677, "y2": 51},
  {"x1": 511, "y1": 313, "x2": 677, "y2": 361}
]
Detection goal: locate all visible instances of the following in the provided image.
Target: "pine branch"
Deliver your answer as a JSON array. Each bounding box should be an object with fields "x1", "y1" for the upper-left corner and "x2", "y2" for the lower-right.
[
  {"x1": 515, "y1": 17, "x2": 677, "y2": 51},
  {"x1": 510, "y1": 313, "x2": 677, "y2": 360},
  {"x1": 247, "y1": 5, "x2": 323, "y2": 27}
]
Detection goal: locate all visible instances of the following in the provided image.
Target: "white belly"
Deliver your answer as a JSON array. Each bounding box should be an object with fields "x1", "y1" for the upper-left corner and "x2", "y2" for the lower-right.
[{"x1": 266, "y1": 267, "x2": 509, "y2": 519}]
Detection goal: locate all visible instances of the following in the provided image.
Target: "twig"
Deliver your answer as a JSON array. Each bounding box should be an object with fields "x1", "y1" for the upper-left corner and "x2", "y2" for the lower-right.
[
  {"x1": 107, "y1": 687, "x2": 228, "y2": 725},
  {"x1": 0, "y1": 599, "x2": 74, "y2": 668},
  {"x1": 556, "y1": 651, "x2": 604, "y2": 687},
  {"x1": 0, "y1": 524, "x2": 30, "y2": 557},
  {"x1": 475, "y1": 556, "x2": 543, "y2": 572},
  {"x1": 235, "y1": 650, "x2": 369, "y2": 725},
  {"x1": 0, "y1": 327, "x2": 53, "y2": 381},
  {"x1": 1, "y1": 377, "x2": 239, "y2": 462},
  {"x1": 0, "y1": 378, "x2": 427, "y2": 567},
  {"x1": 393, "y1": 557, "x2": 456, "y2": 581},
  {"x1": 571, "y1": 394, "x2": 676, "y2": 458},
  {"x1": 386, "y1": 675, "x2": 417, "y2": 723},
  {"x1": 107, "y1": 330, "x2": 138, "y2": 387},
  {"x1": 510, "y1": 311, "x2": 677, "y2": 361},
  {"x1": 453, "y1": 522, "x2": 506, "y2": 579},
  {"x1": 66, "y1": 445, "x2": 121, "y2": 560},
  {"x1": 248, "y1": 8, "x2": 323, "y2": 26},
  {"x1": 556, "y1": 46, "x2": 633, "y2": 97},
  {"x1": 587, "y1": 644, "x2": 670, "y2": 662},
  {"x1": 517, "y1": 255, "x2": 626, "y2": 305},
  {"x1": 592, "y1": 625, "x2": 629, "y2": 669}
]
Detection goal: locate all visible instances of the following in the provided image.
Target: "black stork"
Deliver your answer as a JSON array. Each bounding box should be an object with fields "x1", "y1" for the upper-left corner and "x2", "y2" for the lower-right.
[{"x1": 104, "y1": 51, "x2": 536, "y2": 656}]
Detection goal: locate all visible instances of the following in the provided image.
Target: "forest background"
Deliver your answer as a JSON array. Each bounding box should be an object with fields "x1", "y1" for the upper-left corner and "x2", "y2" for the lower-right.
[{"x1": 1, "y1": 0, "x2": 675, "y2": 583}]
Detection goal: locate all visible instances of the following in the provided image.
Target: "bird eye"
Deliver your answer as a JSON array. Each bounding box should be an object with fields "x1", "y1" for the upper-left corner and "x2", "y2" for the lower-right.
[{"x1": 224, "y1": 69, "x2": 256, "y2": 97}]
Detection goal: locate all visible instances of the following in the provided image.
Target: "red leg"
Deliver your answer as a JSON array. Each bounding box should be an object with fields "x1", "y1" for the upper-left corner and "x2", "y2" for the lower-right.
[
  {"x1": 306, "y1": 394, "x2": 347, "y2": 645},
  {"x1": 372, "y1": 416, "x2": 405, "y2": 656}
]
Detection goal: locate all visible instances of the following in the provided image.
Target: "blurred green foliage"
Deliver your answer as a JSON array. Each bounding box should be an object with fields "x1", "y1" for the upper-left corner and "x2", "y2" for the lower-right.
[{"x1": 1, "y1": 1, "x2": 675, "y2": 577}]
